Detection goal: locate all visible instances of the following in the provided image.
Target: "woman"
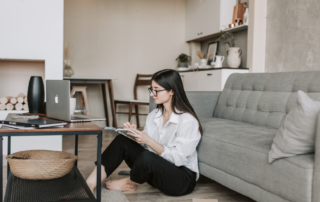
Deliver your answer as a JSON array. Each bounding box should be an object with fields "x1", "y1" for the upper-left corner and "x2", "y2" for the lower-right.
[{"x1": 86, "y1": 69, "x2": 202, "y2": 196}]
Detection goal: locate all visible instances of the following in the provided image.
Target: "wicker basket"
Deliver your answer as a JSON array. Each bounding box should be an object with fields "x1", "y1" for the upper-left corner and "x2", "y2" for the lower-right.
[{"x1": 6, "y1": 150, "x2": 78, "y2": 180}]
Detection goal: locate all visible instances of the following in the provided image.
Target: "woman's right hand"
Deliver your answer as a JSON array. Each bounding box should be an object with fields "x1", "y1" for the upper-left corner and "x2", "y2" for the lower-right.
[{"x1": 123, "y1": 122, "x2": 137, "y2": 130}]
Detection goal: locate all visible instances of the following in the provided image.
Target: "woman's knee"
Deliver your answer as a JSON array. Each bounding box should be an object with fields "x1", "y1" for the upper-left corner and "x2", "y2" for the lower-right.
[
  {"x1": 134, "y1": 151, "x2": 155, "y2": 166},
  {"x1": 114, "y1": 134, "x2": 125, "y2": 141}
]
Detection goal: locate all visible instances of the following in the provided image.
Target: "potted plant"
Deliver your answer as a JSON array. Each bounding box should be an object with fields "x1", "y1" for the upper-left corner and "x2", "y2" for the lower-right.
[
  {"x1": 176, "y1": 53, "x2": 191, "y2": 68},
  {"x1": 217, "y1": 31, "x2": 242, "y2": 68}
]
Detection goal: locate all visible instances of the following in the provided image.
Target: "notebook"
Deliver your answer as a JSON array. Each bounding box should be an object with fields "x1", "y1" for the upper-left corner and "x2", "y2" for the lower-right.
[
  {"x1": 104, "y1": 127, "x2": 137, "y2": 142},
  {"x1": 1, "y1": 124, "x2": 36, "y2": 129},
  {"x1": 0, "y1": 119, "x2": 67, "y2": 129}
]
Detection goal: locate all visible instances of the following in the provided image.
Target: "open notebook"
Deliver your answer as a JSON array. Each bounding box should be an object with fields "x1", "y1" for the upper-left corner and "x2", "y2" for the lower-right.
[{"x1": 104, "y1": 127, "x2": 138, "y2": 142}]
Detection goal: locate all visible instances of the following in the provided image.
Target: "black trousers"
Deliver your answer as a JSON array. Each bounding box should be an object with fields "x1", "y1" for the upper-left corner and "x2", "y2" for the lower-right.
[{"x1": 96, "y1": 135, "x2": 196, "y2": 196}]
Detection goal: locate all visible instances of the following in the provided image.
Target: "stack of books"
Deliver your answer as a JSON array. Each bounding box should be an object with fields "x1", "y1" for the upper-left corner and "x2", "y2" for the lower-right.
[{"x1": 0, "y1": 119, "x2": 67, "y2": 129}]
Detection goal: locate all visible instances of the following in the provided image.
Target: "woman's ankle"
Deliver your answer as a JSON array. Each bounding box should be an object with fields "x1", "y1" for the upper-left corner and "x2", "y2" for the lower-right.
[
  {"x1": 86, "y1": 178, "x2": 96, "y2": 190},
  {"x1": 125, "y1": 177, "x2": 138, "y2": 186}
]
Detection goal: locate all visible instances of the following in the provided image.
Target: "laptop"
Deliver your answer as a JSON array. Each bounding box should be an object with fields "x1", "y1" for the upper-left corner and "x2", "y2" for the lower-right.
[{"x1": 46, "y1": 80, "x2": 106, "y2": 122}]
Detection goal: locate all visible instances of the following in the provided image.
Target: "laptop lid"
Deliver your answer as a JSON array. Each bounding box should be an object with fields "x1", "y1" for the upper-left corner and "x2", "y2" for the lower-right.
[{"x1": 46, "y1": 80, "x2": 71, "y2": 121}]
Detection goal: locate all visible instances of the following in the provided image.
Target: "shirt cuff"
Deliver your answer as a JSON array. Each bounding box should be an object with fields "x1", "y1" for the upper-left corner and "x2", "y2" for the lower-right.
[{"x1": 160, "y1": 146, "x2": 169, "y2": 158}]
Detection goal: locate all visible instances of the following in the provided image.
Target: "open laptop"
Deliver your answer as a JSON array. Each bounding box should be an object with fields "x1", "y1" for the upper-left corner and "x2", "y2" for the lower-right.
[{"x1": 46, "y1": 80, "x2": 106, "y2": 122}]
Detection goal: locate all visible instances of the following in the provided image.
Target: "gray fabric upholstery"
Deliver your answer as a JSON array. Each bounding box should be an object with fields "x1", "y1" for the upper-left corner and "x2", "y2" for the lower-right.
[
  {"x1": 185, "y1": 91, "x2": 220, "y2": 118},
  {"x1": 214, "y1": 71, "x2": 320, "y2": 129},
  {"x1": 198, "y1": 117, "x2": 313, "y2": 202},
  {"x1": 313, "y1": 112, "x2": 320, "y2": 202},
  {"x1": 199, "y1": 163, "x2": 290, "y2": 202},
  {"x1": 149, "y1": 91, "x2": 221, "y2": 118}
]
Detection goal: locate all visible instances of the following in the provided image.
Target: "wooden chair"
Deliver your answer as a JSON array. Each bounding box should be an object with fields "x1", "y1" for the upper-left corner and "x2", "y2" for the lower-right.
[{"x1": 114, "y1": 74, "x2": 153, "y2": 128}]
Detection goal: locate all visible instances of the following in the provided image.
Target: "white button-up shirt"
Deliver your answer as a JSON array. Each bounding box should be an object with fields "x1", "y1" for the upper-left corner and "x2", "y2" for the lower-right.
[{"x1": 143, "y1": 108, "x2": 201, "y2": 180}]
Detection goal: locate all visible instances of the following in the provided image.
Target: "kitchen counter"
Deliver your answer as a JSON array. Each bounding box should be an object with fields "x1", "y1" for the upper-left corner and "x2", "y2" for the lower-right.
[{"x1": 177, "y1": 67, "x2": 249, "y2": 73}]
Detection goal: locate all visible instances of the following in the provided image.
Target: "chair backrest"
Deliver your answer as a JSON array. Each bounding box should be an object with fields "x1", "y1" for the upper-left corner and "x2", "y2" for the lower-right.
[{"x1": 134, "y1": 74, "x2": 153, "y2": 100}]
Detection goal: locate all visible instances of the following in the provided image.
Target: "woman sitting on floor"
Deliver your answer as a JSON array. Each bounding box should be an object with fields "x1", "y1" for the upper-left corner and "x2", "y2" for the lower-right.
[{"x1": 86, "y1": 69, "x2": 202, "y2": 196}]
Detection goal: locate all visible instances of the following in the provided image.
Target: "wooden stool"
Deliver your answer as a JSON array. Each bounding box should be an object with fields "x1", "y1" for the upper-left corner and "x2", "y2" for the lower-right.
[{"x1": 70, "y1": 86, "x2": 90, "y2": 115}]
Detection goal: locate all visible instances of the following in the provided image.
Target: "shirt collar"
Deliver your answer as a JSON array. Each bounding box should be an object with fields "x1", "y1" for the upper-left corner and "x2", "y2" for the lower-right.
[{"x1": 154, "y1": 108, "x2": 182, "y2": 127}]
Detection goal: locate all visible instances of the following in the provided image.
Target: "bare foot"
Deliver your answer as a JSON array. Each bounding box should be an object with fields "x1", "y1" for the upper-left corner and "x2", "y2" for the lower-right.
[{"x1": 104, "y1": 178, "x2": 138, "y2": 191}]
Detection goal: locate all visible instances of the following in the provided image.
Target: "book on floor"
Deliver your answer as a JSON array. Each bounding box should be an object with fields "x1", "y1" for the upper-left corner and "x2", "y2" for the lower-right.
[{"x1": 104, "y1": 127, "x2": 137, "y2": 142}]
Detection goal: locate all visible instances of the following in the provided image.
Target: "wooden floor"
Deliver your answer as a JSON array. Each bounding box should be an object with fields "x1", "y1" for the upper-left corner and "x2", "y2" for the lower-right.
[{"x1": 62, "y1": 130, "x2": 255, "y2": 202}]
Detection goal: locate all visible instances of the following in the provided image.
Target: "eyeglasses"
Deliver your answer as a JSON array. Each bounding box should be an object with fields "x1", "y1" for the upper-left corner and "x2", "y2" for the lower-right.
[{"x1": 148, "y1": 87, "x2": 166, "y2": 97}]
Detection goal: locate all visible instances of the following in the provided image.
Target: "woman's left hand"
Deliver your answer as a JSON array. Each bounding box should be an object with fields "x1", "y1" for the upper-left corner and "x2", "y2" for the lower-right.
[{"x1": 127, "y1": 129, "x2": 150, "y2": 145}]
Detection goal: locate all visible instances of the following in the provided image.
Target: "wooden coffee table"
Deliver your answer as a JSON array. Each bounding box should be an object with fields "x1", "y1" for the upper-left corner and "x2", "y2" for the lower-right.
[{"x1": 0, "y1": 114, "x2": 103, "y2": 202}]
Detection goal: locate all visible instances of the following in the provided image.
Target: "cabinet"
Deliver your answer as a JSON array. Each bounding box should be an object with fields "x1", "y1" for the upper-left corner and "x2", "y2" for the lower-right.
[
  {"x1": 180, "y1": 68, "x2": 248, "y2": 91},
  {"x1": 185, "y1": 0, "x2": 236, "y2": 42}
]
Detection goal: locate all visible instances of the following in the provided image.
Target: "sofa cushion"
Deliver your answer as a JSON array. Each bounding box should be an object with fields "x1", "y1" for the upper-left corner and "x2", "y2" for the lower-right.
[
  {"x1": 269, "y1": 91, "x2": 320, "y2": 163},
  {"x1": 198, "y1": 117, "x2": 314, "y2": 202},
  {"x1": 213, "y1": 71, "x2": 320, "y2": 129}
]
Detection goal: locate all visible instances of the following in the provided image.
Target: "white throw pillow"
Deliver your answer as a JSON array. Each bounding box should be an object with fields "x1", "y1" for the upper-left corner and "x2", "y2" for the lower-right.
[{"x1": 269, "y1": 90, "x2": 320, "y2": 163}]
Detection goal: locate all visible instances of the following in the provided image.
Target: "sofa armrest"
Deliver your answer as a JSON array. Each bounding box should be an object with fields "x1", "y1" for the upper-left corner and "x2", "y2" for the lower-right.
[
  {"x1": 149, "y1": 91, "x2": 221, "y2": 118},
  {"x1": 312, "y1": 112, "x2": 320, "y2": 202}
]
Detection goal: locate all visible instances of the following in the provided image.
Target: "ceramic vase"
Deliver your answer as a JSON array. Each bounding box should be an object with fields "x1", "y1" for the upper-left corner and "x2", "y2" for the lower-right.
[
  {"x1": 177, "y1": 62, "x2": 188, "y2": 67},
  {"x1": 227, "y1": 47, "x2": 242, "y2": 68},
  {"x1": 243, "y1": 7, "x2": 249, "y2": 25},
  {"x1": 27, "y1": 76, "x2": 45, "y2": 113},
  {"x1": 63, "y1": 59, "x2": 74, "y2": 77}
]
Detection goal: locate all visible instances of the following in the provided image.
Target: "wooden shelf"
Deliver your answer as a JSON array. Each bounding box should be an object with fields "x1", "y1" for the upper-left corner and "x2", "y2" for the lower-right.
[
  {"x1": 0, "y1": 58, "x2": 44, "y2": 63},
  {"x1": 187, "y1": 25, "x2": 248, "y2": 42},
  {"x1": 177, "y1": 67, "x2": 249, "y2": 73},
  {"x1": 0, "y1": 110, "x2": 28, "y2": 114}
]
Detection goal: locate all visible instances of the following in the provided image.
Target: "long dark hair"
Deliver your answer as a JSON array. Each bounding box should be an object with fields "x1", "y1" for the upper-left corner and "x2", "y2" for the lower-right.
[{"x1": 151, "y1": 69, "x2": 202, "y2": 135}]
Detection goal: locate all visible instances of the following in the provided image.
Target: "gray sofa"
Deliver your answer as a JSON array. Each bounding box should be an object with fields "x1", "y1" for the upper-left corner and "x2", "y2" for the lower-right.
[{"x1": 150, "y1": 71, "x2": 320, "y2": 202}]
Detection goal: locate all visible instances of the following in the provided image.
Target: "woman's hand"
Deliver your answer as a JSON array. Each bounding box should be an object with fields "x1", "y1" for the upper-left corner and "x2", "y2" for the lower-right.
[
  {"x1": 127, "y1": 129, "x2": 150, "y2": 145},
  {"x1": 123, "y1": 122, "x2": 136, "y2": 130}
]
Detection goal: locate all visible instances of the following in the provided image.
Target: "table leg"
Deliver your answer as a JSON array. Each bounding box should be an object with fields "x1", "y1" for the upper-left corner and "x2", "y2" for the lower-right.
[
  {"x1": 107, "y1": 80, "x2": 117, "y2": 128},
  {"x1": 101, "y1": 83, "x2": 110, "y2": 126},
  {"x1": 96, "y1": 132, "x2": 102, "y2": 201},
  {"x1": 7, "y1": 136, "x2": 10, "y2": 177},
  {"x1": 0, "y1": 137, "x2": 3, "y2": 202},
  {"x1": 75, "y1": 135, "x2": 78, "y2": 167}
]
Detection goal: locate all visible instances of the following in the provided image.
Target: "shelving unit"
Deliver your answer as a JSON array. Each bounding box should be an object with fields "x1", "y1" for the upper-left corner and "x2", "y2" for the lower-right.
[
  {"x1": 187, "y1": 25, "x2": 248, "y2": 42},
  {"x1": 177, "y1": 67, "x2": 249, "y2": 73}
]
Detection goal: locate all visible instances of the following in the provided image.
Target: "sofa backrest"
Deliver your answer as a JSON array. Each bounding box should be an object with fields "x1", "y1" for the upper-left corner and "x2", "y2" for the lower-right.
[
  {"x1": 149, "y1": 91, "x2": 220, "y2": 118},
  {"x1": 213, "y1": 71, "x2": 320, "y2": 129}
]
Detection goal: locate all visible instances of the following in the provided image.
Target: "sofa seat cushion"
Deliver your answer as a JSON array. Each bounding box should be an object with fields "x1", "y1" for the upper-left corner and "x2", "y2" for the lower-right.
[{"x1": 198, "y1": 117, "x2": 314, "y2": 202}]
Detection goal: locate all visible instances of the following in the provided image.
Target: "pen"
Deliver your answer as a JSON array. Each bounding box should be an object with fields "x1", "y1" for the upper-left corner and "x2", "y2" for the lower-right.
[{"x1": 129, "y1": 115, "x2": 132, "y2": 129}]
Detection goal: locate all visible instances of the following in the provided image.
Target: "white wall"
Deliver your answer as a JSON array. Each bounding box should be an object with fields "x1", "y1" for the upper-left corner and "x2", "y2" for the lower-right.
[
  {"x1": 64, "y1": 0, "x2": 188, "y2": 127},
  {"x1": 0, "y1": 0, "x2": 64, "y2": 154},
  {"x1": 247, "y1": 0, "x2": 267, "y2": 73}
]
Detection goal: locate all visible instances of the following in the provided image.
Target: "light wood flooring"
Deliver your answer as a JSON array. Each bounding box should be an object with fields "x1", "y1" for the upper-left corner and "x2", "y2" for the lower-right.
[{"x1": 62, "y1": 130, "x2": 255, "y2": 202}]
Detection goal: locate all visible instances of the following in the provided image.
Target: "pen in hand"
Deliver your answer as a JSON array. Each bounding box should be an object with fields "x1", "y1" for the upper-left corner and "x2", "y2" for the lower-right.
[{"x1": 129, "y1": 115, "x2": 132, "y2": 129}]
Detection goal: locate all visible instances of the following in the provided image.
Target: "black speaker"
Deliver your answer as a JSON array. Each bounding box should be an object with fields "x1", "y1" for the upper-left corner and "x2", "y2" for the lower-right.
[{"x1": 27, "y1": 76, "x2": 45, "y2": 114}]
